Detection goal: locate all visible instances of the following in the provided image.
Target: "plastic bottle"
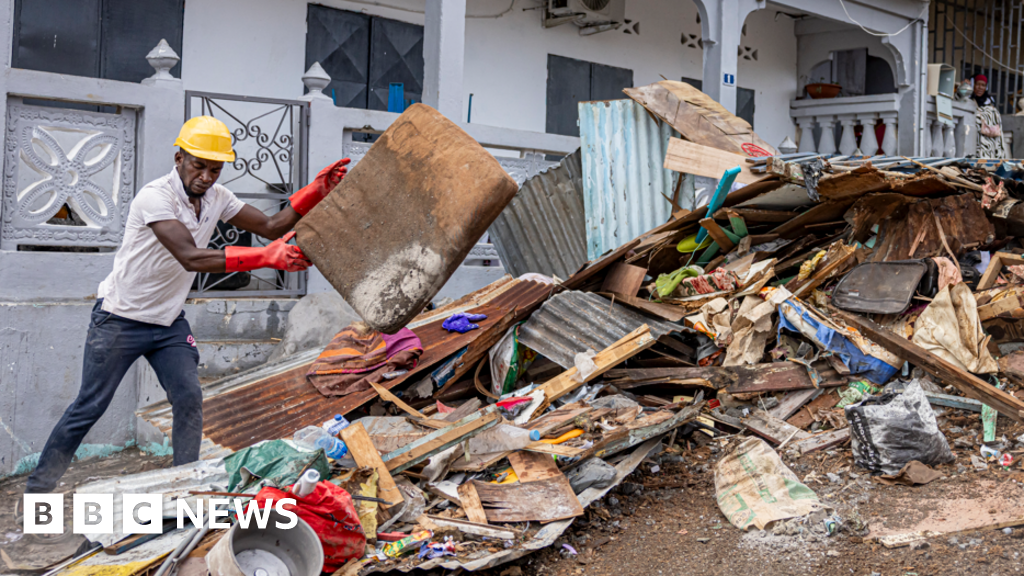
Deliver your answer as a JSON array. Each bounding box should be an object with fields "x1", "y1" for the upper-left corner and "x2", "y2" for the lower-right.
[
  {"x1": 467, "y1": 424, "x2": 541, "y2": 454},
  {"x1": 293, "y1": 469, "x2": 321, "y2": 498},
  {"x1": 322, "y1": 414, "x2": 351, "y2": 437},
  {"x1": 293, "y1": 426, "x2": 348, "y2": 459}
]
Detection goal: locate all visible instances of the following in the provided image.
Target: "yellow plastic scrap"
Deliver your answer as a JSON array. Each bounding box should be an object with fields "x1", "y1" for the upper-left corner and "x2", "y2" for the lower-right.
[
  {"x1": 541, "y1": 429, "x2": 583, "y2": 444},
  {"x1": 355, "y1": 469, "x2": 379, "y2": 539},
  {"x1": 797, "y1": 250, "x2": 827, "y2": 281}
]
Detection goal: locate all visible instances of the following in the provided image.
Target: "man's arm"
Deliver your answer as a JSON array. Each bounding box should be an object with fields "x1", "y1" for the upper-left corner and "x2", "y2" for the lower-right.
[
  {"x1": 150, "y1": 219, "x2": 310, "y2": 274},
  {"x1": 150, "y1": 219, "x2": 226, "y2": 272},
  {"x1": 226, "y1": 204, "x2": 300, "y2": 241}
]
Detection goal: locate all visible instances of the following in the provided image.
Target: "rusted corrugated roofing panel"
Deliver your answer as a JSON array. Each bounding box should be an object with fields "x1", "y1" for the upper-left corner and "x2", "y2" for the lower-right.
[
  {"x1": 488, "y1": 150, "x2": 587, "y2": 280},
  {"x1": 578, "y1": 99, "x2": 678, "y2": 260},
  {"x1": 518, "y1": 291, "x2": 686, "y2": 369},
  {"x1": 138, "y1": 279, "x2": 553, "y2": 453}
]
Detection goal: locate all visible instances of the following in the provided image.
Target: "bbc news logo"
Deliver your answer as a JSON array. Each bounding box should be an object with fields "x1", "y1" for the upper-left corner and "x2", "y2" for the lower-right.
[{"x1": 22, "y1": 494, "x2": 298, "y2": 534}]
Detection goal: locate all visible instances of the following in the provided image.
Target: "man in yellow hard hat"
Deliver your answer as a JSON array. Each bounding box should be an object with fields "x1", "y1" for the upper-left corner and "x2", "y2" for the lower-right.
[{"x1": 25, "y1": 116, "x2": 349, "y2": 493}]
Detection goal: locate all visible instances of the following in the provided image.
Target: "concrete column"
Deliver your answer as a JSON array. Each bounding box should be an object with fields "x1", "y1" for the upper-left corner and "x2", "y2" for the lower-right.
[
  {"x1": 837, "y1": 115, "x2": 858, "y2": 156},
  {"x1": 954, "y1": 115, "x2": 968, "y2": 157},
  {"x1": 929, "y1": 120, "x2": 943, "y2": 157},
  {"x1": 859, "y1": 116, "x2": 880, "y2": 156},
  {"x1": 818, "y1": 117, "x2": 838, "y2": 155},
  {"x1": 942, "y1": 124, "x2": 955, "y2": 158},
  {"x1": 796, "y1": 118, "x2": 817, "y2": 153},
  {"x1": 880, "y1": 114, "x2": 898, "y2": 156},
  {"x1": 883, "y1": 20, "x2": 927, "y2": 155},
  {"x1": 693, "y1": 0, "x2": 764, "y2": 113},
  {"x1": 423, "y1": 0, "x2": 466, "y2": 120}
]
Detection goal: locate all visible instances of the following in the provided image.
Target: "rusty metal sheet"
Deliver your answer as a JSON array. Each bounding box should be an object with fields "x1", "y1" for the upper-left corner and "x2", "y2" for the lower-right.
[
  {"x1": 488, "y1": 150, "x2": 587, "y2": 280},
  {"x1": 518, "y1": 291, "x2": 687, "y2": 369},
  {"x1": 296, "y1": 103, "x2": 519, "y2": 334},
  {"x1": 138, "y1": 280, "x2": 552, "y2": 453}
]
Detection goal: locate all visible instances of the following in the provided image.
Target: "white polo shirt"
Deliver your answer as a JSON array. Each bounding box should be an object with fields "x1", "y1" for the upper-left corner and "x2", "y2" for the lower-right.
[{"x1": 97, "y1": 168, "x2": 246, "y2": 326}]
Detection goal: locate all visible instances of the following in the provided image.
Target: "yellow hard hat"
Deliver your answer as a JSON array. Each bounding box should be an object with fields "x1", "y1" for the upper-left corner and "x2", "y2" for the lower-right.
[{"x1": 174, "y1": 116, "x2": 236, "y2": 162}]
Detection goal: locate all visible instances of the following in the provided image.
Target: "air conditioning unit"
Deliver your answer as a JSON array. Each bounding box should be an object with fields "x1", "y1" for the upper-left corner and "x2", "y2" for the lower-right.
[{"x1": 543, "y1": 0, "x2": 625, "y2": 35}]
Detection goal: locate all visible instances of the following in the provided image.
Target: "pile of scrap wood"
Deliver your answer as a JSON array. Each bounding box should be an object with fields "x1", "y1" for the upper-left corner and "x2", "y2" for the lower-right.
[{"x1": 109, "y1": 84, "x2": 1024, "y2": 575}]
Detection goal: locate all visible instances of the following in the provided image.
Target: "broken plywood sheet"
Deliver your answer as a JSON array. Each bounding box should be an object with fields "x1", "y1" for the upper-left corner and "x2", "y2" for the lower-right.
[
  {"x1": 296, "y1": 103, "x2": 518, "y2": 333},
  {"x1": 508, "y1": 451, "x2": 563, "y2": 482},
  {"x1": 871, "y1": 193, "x2": 994, "y2": 262},
  {"x1": 663, "y1": 138, "x2": 760, "y2": 184},
  {"x1": 816, "y1": 165, "x2": 890, "y2": 202},
  {"x1": 467, "y1": 476, "x2": 584, "y2": 523},
  {"x1": 623, "y1": 81, "x2": 776, "y2": 156}
]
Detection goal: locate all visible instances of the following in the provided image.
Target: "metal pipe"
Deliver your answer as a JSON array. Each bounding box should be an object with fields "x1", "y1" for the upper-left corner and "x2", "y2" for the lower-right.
[
  {"x1": 153, "y1": 528, "x2": 199, "y2": 576},
  {"x1": 41, "y1": 543, "x2": 102, "y2": 576}
]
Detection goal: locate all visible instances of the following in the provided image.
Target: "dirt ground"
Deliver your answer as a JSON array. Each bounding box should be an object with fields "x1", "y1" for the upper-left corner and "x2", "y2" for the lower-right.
[
  {"x1": 475, "y1": 413, "x2": 1024, "y2": 576},
  {"x1": 1, "y1": 415, "x2": 1023, "y2": 576}
]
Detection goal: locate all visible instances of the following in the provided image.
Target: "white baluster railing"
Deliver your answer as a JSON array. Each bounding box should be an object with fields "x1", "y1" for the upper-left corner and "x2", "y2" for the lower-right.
[{"x1": 790, "y1": 94, "x2": 900, "y2": 156}]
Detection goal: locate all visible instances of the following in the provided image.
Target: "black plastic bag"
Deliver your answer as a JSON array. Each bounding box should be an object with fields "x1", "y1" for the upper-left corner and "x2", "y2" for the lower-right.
[{"x1": 845, "y1": 379, "x2": 955, "y2": 475}]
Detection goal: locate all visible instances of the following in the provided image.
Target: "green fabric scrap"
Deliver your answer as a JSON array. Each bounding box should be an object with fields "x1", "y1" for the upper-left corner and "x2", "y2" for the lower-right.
[{"x1": 225, "y1": 439, "x2": 330, "y2": 492}]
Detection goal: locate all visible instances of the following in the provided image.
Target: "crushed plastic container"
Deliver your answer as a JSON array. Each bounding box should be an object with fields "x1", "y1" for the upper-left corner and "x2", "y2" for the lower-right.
[
  {"x1": 322, "y1": 414, "x2": 350, "y2": 437},
  {"x1": 467, "y1": 424, "x2": 540, "y2": 454},
  {"x1": 294, "y1": 426, "x2": 348, "y2": 459}
]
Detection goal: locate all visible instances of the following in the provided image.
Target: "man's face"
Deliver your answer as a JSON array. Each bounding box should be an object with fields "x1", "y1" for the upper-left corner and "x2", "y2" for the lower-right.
[
  {"x1": 175, "y1": 151, "x2": 224, "y2": 197},
  {"x1": 975, "y1": 80, "x2": 988, "y2": 96}
]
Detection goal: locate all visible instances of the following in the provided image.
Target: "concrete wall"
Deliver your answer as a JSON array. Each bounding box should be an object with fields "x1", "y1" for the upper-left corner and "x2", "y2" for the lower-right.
[
  {"x1": 179, "y1": 0, "x2": 798, "y2": 148},
  {"x1": 794, "y1": 18, "x2": 898, "y2": 95}
]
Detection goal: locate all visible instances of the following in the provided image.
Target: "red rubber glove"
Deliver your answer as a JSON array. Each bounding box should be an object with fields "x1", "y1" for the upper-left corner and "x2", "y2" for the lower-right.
[
  {"x1": 289, "y1": 158, "x2": 351, "y2": 216},
  {"x1": 225, "y1": 231, "x2": 311, "y2": 272}
]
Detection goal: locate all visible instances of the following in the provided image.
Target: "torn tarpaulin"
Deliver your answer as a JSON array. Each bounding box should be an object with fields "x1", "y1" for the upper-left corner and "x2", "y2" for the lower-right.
[{"x1": 776, "y1": 294, "x2": 899, "y2": 385}]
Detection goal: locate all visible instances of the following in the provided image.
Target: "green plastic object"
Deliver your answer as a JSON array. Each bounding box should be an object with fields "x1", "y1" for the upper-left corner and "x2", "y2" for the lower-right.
[
  {"x1": 695, "y1": 166, "x2": 742, "y2": 245},
  {"x1": 655, "y1": 265, "x2": 702, "y2": 297},
  {"x1": 225, "y1": 439, "x2": 331, "y2": 492}
]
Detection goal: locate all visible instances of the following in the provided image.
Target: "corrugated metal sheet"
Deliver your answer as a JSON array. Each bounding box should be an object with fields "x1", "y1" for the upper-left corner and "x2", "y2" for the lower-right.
[
  {"x1": 138, "y1": 279, "x2": 553, "y2": 454},
  {"x1": 518, "y1": 291, "x2": 686, "y2": 369},
  {"x1": 488, "y1": 150, "x2": 587, "y2": 280},
  {"x1": 578, "y1": 99, "x2": 678, "y2": 260},
  {"x1": 75, "y1": 459, "x2": 227, "y2": 546}
]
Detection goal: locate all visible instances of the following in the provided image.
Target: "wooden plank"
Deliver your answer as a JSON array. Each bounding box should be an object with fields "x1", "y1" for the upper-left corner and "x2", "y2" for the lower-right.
[
  {"x1": 531, "y1": 325, "x2": 657, "y2": 416},
  {"x1": 425, "y1": 515, "x2": 518, "y2": 539},
  {"x1": 978, "y1": 294, "x2": 1023, "y2": 321},
  {"x1": 522, "y1": 442, "x2": 585, "y2": 457},
  {"x1": 769, "y1": 200, "x2": 857, "y2": 240},
  {"x1": 588, "y1": 404, "x2": 702, "y2": 461},
  {"x1": 596, "y1": 292, "x2": 686, "y2": 322},
  {"x1": 924, "y1": 392, "x2": 984, "y2": 412},
  {"x1": 600, "y1": 263, "x2": 648, "y2": 297},
  {"x1": 724, "y1": 362, "x2": 841, "y2": 396},
  {"x1": 341, "y1": 422, "x2": 404, "y2": 509},
  {"x1": 786, "y1": 389, "x2": 840, "y2": 429},
  {"x1": 699, "y1": 218, "x2": 737, "y2": 253},
  {"x1": 468, "y1": 476, "x2": 584, "y2": 523},
  {"x1": 792, "y1": 427, "x2": 850, "y2": 455},
  {"x1": 456, "y1": 482, "x2": 489, "y2": 525},
  {"x1": 977, "y1": 252, "x2": 1024, "y2": 290},
  {"x1": 792, "y1": 246, "x2": 858, "y2": 298},
  {"x1": 769, "y1": 388, "x2": 823, "y2": 421},
  {"x1": 837, "y1": 310, "x2": 1024, "y2": 423},
  {"x1": 663, "y1": 137, "x2": 759, "y2": 184},
  {"x1": 717, "y1": 208, "x2": 796, "y2": 223},
  {"x1": 382, "y1": 405, "x2": 501, "y2": 472},
  {"x1": 423, "y1": 484, "x2": 462, "y2": 507},
  {"x1": 508, "y1": 451, "x2": 562, "y2": 482},
  {"x1": 367, "y1": 381, "x2": 448, "y2": 429},
  {"x1": 740, "y1": 410, "x2": 811, "y2": 445},
  {"x1": 441, "y1": 398, "x2": 483, "y2": 422}
]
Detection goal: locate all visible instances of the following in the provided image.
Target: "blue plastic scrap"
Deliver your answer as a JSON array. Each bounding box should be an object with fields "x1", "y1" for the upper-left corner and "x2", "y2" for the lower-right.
[{"x1": 777, "y1": 299, "x2": 898, "y2": 385}]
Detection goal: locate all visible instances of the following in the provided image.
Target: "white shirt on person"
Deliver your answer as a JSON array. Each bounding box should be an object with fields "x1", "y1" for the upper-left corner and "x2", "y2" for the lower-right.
[{"x1": 97, "y1": 167, "x2": 245, "y2": 326}]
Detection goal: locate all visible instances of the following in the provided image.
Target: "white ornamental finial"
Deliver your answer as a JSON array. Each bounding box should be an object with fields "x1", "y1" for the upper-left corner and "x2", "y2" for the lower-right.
[
  {"x1": 142, "y1": 39, "x2": 180, "y2": 86},
  {"x1": 300, "y1": 62, "x2": 333, "y2": 102}
]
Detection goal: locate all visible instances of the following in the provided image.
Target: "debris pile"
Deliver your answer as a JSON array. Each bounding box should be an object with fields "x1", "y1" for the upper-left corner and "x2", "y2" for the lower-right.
[{"x1": 29, "y1": 82, "x2": 1024, "y2": 575}]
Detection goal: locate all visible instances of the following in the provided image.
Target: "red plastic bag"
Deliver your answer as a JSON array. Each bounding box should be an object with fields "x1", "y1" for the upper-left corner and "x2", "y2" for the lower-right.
[{"x1": 250, "y1": 482, "x2": 366, "y2": 571}]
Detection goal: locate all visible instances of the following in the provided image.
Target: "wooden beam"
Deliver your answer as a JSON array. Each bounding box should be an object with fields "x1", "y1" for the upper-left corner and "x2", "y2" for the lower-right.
[
  {"x1": 769, "y1": 388, "x2": 823, "y2": 421},
  {"x1": 978, "y1": 252, "x2": 1024, "y2": 291},
  {"x1": 340, "y1": 422, "x2": 404, "y2": 509},
  {"x1": 663, "y1": 137, "x2": 759, "y2": 184},
  {"x1": 531, "y1": 325, "x2": 657, "y2": 416},
  {"x1": 837, "y1": 310, "x2": 1024, "y2": 422},
  {"x1": 716, "y1": 208, "x2": 795, "y2": 223},
  {"x1": 978, "y1": 294, "x2": 1022, "y2": 321},
  {"x1": 699, "y1": 218, "x2": 737, "y2": 253},
  {"x1": 741, "y1": 410, "x2": 811, "y2": 445},
  {"x1": 792, "y1": 427, "x2": 850, "y2": 455},
  {"x1": 382, "y1": 405, "x2": 501, "y2": 472},
  {"x1": 456, "y1": 482, "x2": 489, "y2": 525},
  {"x1": 792, "y1": 246, "x2": 858, "y2": 298},
  {"x1": 367, "y1": 381, "x2": 448, "y2": 429}
]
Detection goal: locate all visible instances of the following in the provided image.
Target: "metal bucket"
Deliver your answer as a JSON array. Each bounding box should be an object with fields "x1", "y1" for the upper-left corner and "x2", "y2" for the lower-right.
[{"x1": 207, "y1": 509, "x2": 323, "y2": 576}]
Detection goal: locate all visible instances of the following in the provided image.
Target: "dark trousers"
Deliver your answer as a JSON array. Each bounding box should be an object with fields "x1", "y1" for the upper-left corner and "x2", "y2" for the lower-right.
[{"x1": 26, "y1": 300, "x2": 203, "y2": 493}]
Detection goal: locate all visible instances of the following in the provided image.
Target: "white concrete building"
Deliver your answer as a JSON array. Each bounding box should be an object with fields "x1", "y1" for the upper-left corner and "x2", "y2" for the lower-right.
[{"x1": 0, "y1": 0, "x2": 986, "y2": 476}]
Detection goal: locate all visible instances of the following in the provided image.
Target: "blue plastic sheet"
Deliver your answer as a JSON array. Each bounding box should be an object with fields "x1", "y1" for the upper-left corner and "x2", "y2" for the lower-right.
[{"x1": 777, "y1": 299, "x2": 898, "y2": 385}]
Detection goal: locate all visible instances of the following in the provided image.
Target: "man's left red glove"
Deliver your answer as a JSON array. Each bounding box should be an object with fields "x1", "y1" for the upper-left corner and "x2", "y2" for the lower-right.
[
  {"x1": 225, "y1": 231, "x2": 311, "y2": 272},
  {"x1": 290, "y1": 158, "x2": 351, "y2": 216}
]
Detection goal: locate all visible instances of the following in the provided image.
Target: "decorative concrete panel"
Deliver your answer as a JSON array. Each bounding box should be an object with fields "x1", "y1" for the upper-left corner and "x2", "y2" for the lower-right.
[{"x1": 2, "y1": 101, "x2": 137, "y2": 250}]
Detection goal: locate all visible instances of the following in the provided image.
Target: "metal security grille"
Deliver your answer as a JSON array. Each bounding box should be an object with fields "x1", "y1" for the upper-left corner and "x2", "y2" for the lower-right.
[
  {"x1": 929, "y1": 0, "x2": 1024, "y2": 114},
  {"x1": 184, "y1": 91, "x2": 308, "y2": 297}
]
